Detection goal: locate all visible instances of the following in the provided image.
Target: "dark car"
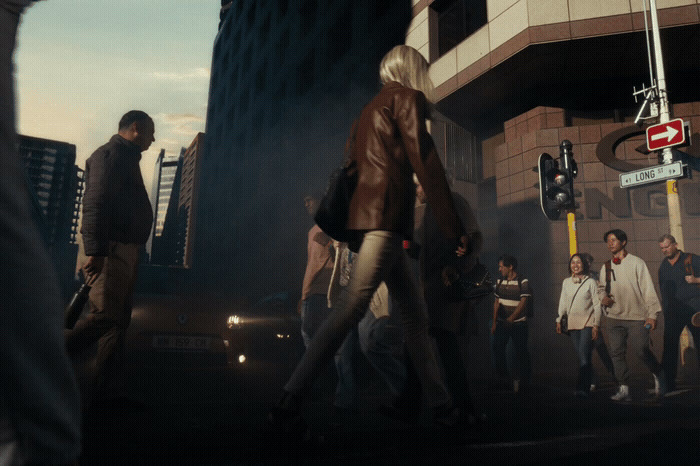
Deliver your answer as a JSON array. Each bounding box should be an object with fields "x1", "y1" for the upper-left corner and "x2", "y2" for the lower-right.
[
  {"x1": 224, "y1": 292, "x2": 304, "y2": 371},
  {"x1": 126, "y1": 294, "x2": 230, "y2": 368}
]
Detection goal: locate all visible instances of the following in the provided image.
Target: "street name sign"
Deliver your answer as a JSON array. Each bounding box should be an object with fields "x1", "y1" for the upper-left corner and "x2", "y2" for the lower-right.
[
  {"x1": 646, "y1": 118, "x2": 686, "y2": 151},
  {"x1": 619, "y1": 161, "x2": 684, "y2": 188}
]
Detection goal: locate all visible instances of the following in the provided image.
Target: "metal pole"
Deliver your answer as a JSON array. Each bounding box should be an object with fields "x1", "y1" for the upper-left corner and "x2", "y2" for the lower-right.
[
  {"x1": 648, "y1": 0, "x2": 684, "y2": 249},
  {"x1": 567, "y1": 210, "x2": 578, "y2": 256}
]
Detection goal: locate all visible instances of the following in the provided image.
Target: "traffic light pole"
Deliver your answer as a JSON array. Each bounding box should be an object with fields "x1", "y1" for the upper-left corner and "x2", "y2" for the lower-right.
[
  {"x1": 648, "y1": 0, "x2": 684, "y2": 249},
  {"x1": 567, "y1": 210, "x2": 578, "y2": 256}
]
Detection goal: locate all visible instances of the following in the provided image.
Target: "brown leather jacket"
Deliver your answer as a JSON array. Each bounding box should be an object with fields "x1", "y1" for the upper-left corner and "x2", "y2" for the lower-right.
[{"x1": 346, "y1": 81, "x2": 464, "y2": 241}]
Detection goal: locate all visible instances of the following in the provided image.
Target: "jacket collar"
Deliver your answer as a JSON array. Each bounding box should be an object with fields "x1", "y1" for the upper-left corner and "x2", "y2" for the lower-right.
[
  {"x1": 382, "y1": 81, "x2": 403, "y2": 91},
  {"x1": 111, "y1": 134, "x2": 143, "y2": 160}
]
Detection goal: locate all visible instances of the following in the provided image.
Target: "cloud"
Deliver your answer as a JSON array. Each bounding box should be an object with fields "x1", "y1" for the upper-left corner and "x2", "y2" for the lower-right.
[
  {"x1": 154, "y1": 112, "x2": 204, "y2": 139},
  {"x1": 147, "y1": 68, "x2": 210, "y2": 82}
]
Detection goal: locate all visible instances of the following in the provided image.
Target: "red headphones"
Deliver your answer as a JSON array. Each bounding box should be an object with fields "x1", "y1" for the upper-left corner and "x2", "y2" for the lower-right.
[{"x1": 612, "y1": 257, "x2": 622, "y2": 265}]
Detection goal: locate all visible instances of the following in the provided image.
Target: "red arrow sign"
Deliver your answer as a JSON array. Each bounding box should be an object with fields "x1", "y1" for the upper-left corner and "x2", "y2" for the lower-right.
[{"x1": 646, "y1": 118, "x2": 686, "y2": 151}]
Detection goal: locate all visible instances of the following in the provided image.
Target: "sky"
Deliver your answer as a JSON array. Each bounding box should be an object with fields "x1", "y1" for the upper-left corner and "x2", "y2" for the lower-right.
[{"x1": 15, "y1": 0, "x2": 220, "y2": 190}]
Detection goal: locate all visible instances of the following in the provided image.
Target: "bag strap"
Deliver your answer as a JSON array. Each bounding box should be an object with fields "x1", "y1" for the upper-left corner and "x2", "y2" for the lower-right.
[
  {"x1": 684, "y1": 253, "x2": 700, "y2": 289},
  {"x1": 605, "y1": 259, "x2": 612, "y2": 295},
  {"x1": 568, "y1": 277, "x2": 589, "y2": 314},
  {"x1": 684, "y1": 253, "x2": 694, "y2": 275}
]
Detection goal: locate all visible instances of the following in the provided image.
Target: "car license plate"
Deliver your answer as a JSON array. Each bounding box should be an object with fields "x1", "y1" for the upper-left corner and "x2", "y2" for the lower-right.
[{"x1": 152, "y1": 335, "x2": 211, "y2": 351}]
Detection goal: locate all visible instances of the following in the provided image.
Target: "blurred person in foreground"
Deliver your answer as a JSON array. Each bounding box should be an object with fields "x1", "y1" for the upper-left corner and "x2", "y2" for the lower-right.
[
  {"x1": 0, "y1": 0, "x2": 81, "y2": 462},
  {"x1": 556, "y1": 253, "x2": 602, "y2": 397},
  {"x1": 269, "y1": 45, "x2": 468, "y2": 433},
  {"x1": 64, "y1": 111, "x2": 154, "y2": 408}
]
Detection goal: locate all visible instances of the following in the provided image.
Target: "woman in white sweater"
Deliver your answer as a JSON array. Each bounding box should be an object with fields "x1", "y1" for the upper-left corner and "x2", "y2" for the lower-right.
[{"x1": 556, "y1": 253, "x2": 602, "y2": 397}]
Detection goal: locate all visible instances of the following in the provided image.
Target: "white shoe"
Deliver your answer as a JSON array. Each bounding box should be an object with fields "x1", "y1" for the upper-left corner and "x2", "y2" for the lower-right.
[
  {"x1": 590, "y1": 384, "x2": 596, "y2": 392},
  {"x1": 610, "y1": 384, "x2": 631, "y2": 401},
  {"x1": 653, "y1": 374, "x2": 660, "y2": 396}
]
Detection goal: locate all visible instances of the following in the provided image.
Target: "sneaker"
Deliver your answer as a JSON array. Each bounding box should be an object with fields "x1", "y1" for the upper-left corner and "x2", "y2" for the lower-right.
[
  {"x1": 378, "y1": 403, "x2": 420, "y2": 424},
  {"x1": 433, "y1": 404, "x2": 460, "y2": 428},
  {"x1": 268, "y1": 391, "x2": 309, "y2": 438},
  {"x1": 589, "y1": 384, "x2": 596, "y2": 392},
  {"x1": 513, "y1": 379, "x2": 520, "y2": 393},
  {"x1": 610, "y1": 384, "x2": 631, "y2": 402},
  {"x1": 653, "y1": 373, "x2": 660, "y2": 396},
  {"x1": 653, "y1": 372, "x2": 668, "y2": 398}
]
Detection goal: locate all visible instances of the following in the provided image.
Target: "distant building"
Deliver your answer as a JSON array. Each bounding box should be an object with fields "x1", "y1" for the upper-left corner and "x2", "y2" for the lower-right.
[
  {"x1": 174, "y1": 133, "x2": 204, "y2": 268},
  {"x1": 18, "y1": 134, "x2": 83, "y2": 300},
  {"x1": 148, "y1": 149, "x2": 183, "y2": 265},
  {"x1": 196, "y1": 0, "x2": 412, "y2": 296}
]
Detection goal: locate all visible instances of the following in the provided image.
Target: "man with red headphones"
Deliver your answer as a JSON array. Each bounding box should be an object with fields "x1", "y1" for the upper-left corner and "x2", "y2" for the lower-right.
[{"x1": 599, "y1": 229, "x2": 667, "y2": 401}]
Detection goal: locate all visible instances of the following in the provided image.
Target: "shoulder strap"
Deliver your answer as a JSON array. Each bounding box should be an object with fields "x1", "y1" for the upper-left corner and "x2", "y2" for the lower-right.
[
  {"x1": 684, "y1": 253, "x2": 694, "y2": 276},
  {"x1": 568, "y1": 277, "x2": 589, "y2": 313},
  {"x1": 605, "y1": 260, "x2": 612, "y2": 295}
]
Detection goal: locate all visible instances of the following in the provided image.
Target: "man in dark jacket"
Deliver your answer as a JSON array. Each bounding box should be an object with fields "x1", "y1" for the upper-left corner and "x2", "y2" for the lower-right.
[
  {"x1": 658, "y1": 234, "x2": 700, "y2": 393},
  {"x1": 65, "y1": 110, "x2": 154, "y2": 405}
]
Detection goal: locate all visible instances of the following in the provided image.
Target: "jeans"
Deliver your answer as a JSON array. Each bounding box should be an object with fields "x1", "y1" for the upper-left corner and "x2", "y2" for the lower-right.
[
  {"x1": 285, "y1": 231, "x2": 450, "y2": 408},
  {"x1": 606, "y1": 317, "x2": 661, "y2": 385},
  {"x1": 490, "y1": 320, "x2": 531, "y2": 382},
  {"x1": 300, "y1": 294, "x2": 331, "y2": 348},
  {"x1": 569, "y1": 328, "x2": 594, "y2": 393},
  {"x1": 334, "y1": 307, "x2": 405, "y2": 409}
]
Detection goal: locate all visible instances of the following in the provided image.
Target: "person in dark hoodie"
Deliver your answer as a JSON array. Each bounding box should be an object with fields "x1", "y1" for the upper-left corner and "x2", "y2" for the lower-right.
[{"x1": 65, "y1": 110, "x2": 154, "y2": 406}]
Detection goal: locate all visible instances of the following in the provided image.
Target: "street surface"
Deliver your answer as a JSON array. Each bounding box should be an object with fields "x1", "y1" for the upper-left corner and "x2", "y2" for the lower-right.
[{"x1": 77, "y1": 294, "x2": 700, "y2": 464}]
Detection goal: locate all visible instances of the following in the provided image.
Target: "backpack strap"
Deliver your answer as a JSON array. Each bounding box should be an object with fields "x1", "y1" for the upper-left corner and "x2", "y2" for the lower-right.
[
  {"x1": 684, "y1": 253, "x2": 694, "y2": 276},
  {"x1": 684, "y1": 253, "x2": 700, "y2": 289},
  {"x1": 605, "y1": 259, "x2": 612, "y2": 295}
]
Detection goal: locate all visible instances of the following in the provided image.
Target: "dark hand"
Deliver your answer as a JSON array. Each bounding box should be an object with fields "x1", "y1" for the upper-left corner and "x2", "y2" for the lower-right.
[
  {"x1": 456, "y1": 235, "x2": 468, "y2": 257},
  {"x1": 442, "y1": 266, "x2": 459, "y2": 286},
  {"x1": 82, "y1": 256, "x2": 105, "y2": 286}
]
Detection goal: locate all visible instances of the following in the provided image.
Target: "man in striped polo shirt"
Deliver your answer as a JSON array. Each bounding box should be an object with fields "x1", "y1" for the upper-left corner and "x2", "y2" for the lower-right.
[{"x1": 491, "y1": 255, "x2": 532, "y2": 393}]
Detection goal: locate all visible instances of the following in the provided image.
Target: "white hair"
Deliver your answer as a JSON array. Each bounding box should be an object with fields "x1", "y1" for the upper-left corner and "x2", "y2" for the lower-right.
[{"x1": 379, "y1": 45, "x2": 435, "y2": 102}]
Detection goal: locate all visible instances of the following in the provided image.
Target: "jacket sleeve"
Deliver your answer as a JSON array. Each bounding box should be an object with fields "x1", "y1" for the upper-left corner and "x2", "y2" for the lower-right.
[
  {"x1": 597, "y1": 265, "x2": 607, "y2": 300},
  {"x1": 638, "y1": 260, "x2": 662, "y2": 319},
  {"x1": 556, "y1": 280, "x2": 568, "y2": 322},
  {"x1": 396, "y1": 89, "x2": 464, "y2": 240},
  {"x1": 80, "y1": 149, "x2": 113, "y2": 256},
  {"x1": 590, "y1": 278, "x2": 603, "y2": 326}
]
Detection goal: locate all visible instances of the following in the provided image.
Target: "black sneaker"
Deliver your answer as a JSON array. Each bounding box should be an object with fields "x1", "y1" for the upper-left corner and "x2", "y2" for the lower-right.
[{"x1": 433, "y1": 404, "x2": 460, "y2": 428}]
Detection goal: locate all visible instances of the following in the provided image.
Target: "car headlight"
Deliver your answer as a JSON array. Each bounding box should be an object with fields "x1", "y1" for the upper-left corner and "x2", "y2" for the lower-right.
[{"x1": 227, "y1": 315, "x2": 241, "y2": 328}]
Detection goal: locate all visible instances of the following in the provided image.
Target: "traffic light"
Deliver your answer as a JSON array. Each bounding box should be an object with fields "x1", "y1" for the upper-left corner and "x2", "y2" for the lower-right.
[{"x1": 538, "y1": 141, "x2": 577, "y2": 220}]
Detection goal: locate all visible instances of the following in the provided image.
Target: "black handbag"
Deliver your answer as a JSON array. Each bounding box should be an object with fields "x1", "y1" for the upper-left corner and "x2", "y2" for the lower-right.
[
  {"x1": 560, "y1": 313, "x2": 569, "y2": 335},
  {"x1": 314, "y1": 162, "x2": 358, "y2": 243}
]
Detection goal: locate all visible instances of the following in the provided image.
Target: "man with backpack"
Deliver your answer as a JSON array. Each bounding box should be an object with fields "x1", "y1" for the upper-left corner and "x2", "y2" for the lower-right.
[
  {"x1": 491, "y1": 255, "x2": 532, "y2": 394},
  {"x1": 599, "y1": 229, "x2": 666, "y2": 401},
  {"x1": 658, "y1": 234, "x2": 700, "y2": 393}
]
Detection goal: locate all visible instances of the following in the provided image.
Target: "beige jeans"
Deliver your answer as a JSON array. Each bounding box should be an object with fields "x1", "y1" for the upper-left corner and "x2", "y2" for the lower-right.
[{"x1": 65, "y1": 242, "x2": 140, "y2": 403}]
